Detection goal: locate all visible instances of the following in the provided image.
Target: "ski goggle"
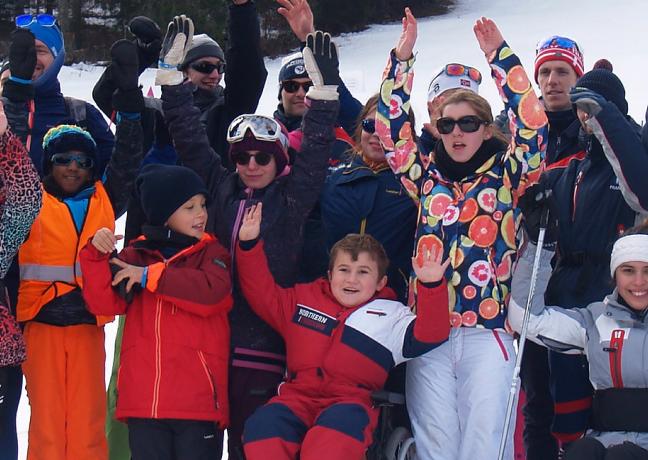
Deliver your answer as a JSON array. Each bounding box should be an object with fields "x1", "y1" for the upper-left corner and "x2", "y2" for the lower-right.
[
  {"x1": 190, "y1": 60, "x2": 226, "y2": 75},
  {"x1": 281, "y1": 80, "x2": 313, "y2": 94},
  {"x1": 50, "y1": 153, "x2": 94, "y2": 169},
  {"x1": 436, "y1": 115, "x2": 486, "y2": 135},
  {"x1": 433, "y1": 63, "x2": 482, "y2": 85},
  {"x1": 361, "y1": 118, "x2": 376, "y2": 134},
  {"x1": 227, "y1": 114, "x2": 289, "y2": 149},
  {"x1": 536, "y1": 36, "x2": 581, "y2": 55},
  {"x1": 231, "y1": 151, "x2": 274, "y2": 166},
  {"x1": 15, "y1": 14, "x2": 57, "y2": 28}
]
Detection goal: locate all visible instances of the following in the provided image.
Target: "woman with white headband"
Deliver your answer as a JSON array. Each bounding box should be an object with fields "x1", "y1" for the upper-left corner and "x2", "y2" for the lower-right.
[{"x1": 509, "y1": 222, "x2": 648, "y2": 460}]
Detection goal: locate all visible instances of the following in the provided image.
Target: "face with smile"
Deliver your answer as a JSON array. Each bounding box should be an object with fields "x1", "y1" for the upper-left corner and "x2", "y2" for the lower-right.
[
  {"x1": 280, "y1": 77, "x2": 312, "y2": 118},
  {"x1": 185, "y1": 56, "x2": 224, "y2": 91},
  {"x1": 236, "y1": 150, "x2": 278, "y2": 190},
  {"x1": 328, "y1": 250, "x2": 388, "y2": 308},
  {"x1": 33, "y1": 40, "x2": 54, "y2": 80},
  {"x1": 439, "y1": 101, "x2": 491, "y2": 163},
  {"x1": 537, "y1": 61, "x2": 578, "y2": 112},
  {"x1": 360, "y1": 109, "x2": 385, "y2": 161},
  {"x1": 615, "y1": 261, "x2": 648, "y2": 311},
  {"x1": 50, "y1": 151, "x2": 92, "y2": 194},
  {"x1": 165, "y1": 194, "x2": 207, "y2": 239}
]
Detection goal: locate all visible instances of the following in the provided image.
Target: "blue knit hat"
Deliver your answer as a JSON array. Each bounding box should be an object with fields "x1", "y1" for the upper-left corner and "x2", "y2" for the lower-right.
[{"x1": 26, "y1": 21, "x2": 64, "y2": 57}]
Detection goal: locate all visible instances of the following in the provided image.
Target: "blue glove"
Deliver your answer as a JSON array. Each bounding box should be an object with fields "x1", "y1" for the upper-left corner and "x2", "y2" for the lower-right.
[{"x1": 570, "y1": 87, "x2": 607, "y2": 117}]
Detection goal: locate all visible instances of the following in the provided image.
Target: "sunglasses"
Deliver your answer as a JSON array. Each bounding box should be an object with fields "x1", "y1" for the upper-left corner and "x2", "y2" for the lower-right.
[
  {"x1": 361, "y1": 118, "x2": 376, "y2": 134},
  {"x1": 190, "y1": 60, "x2": 226, "y2": 75},
  {"x1": 436, "y1": 116, "x2": 486, "y2": 135},
  {"x1": 536, "y1": 35, "x2": 581, "y2": 55},
  {"x1": 434, "y1": 63, "x2": 482, "y2": 85},
  {"x1": 231, "y1": 151, "x2": 274, "y2": 167},
  {"x1": 15, "y1": 14, "x2": 57, "y2": 28},
  {"x1": 281, "y1": 80, "x2": 313, "y2": 94},
  {"x1": 50, "y1": 153, "x2": 94, "y2": 169}
]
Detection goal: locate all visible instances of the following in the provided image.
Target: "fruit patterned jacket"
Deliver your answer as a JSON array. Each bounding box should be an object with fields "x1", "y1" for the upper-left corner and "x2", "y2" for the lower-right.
[
  {"x1": 0, "y1": 128, "x2": 41, "y2": 367},
  {"x1": 376, "y1": 42, "x2": 548, "y2": 330}
]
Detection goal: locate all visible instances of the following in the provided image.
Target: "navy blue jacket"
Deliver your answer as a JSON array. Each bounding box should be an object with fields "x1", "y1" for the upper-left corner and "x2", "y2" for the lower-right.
[
  {"x1": 32, "y1": 51, "x2": 114, "y2": 176},
  {"x1": 320, "y1": 156, "x2": 418, "y2": 302},
  {"x1": 544, "y1": 102, "x2": 648, "y2": 308}
]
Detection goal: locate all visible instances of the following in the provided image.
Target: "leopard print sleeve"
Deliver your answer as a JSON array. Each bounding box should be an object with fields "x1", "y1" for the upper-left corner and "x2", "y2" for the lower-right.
[{"x1": 0, "y1": 128, "x2": 42, "y2": 278}]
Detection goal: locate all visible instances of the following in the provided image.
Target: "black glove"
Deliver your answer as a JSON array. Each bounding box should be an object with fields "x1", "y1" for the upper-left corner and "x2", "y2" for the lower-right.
[
  {"x1": 304, "y1": 31, "x2": 341, "y2": 86},
  {"x1": 518, "y1": 182, "x2": 557, "y2": 248},
  {"x1": 3, "y1": 29, "x2": 36, "y2": 102},
  {"x1": 109, "y1": 257, "x2": 142, "y2": 304},
  {"x1": 128, "y1": 16, "x2": 162, "y2": 74},
  {"x1": 110, "y1": 40, "x2": 144, "y2": 113}
]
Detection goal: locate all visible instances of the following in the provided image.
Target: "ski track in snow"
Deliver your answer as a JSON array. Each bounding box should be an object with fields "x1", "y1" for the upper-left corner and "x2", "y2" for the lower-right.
[{"x1": 15, "y1": 0, "x2": 648, "y2": 458}]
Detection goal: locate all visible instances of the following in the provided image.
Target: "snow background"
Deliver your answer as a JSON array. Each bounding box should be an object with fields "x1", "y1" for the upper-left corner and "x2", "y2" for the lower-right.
[{"x1": 15, "y1": 0, "x2": 648, "y2": 457}]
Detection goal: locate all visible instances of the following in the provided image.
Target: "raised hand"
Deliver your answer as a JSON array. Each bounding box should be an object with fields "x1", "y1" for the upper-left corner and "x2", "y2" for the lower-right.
[
  {"x1": 277, "y1": 0, "x2": 315, "y2": 42},
  {"x1": 412, "y1": 246, "x2": 450, "y2": 284},
  {"x1": 303, "y1": 31, "x2": 340, "y2": 87},
  {"x1": 110, "y1": 40, "x2": 144, "y2": 113},
  {"x1": 570, "y1": 87, "x2": 606, "y2": 117},
  {"x1": 91, "y1": 227, "x2": 124, "y2": 254},
  {"x1": 128, "y1": 16, "x2": 162, "y2": 73},
  {"x1": 473, "y1": 17, "x2": 504, "y2": 57},
  {"x1": 239, "y1": 203, "x2": 262, "y2": 242},
  {"x1": 3, "y1": 29, "x2": 36, "y2": 102},
  {"x1": 110, "y1": 258, "x2": 144, "y2": 293},
  {"x1": 395, "y1": 7, "x2": 417, "y2": 61},
  {"x1": 155, "y1": 15, "x2": 194, "y2": 86}
]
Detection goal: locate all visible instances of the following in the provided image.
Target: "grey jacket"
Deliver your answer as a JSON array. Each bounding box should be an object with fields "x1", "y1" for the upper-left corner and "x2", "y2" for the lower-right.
[{"x1": 509, "y1": 243, "x2": 648, "y2": 449}]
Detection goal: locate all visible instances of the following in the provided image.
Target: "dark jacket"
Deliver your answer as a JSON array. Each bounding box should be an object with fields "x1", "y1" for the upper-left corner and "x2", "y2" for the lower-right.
[
  {"x1": 543, "y1": 102, "x2": 648, "y2": 308},
  {"x1": 162, "y1": 82, "x2": 339, "y2": 369},
  {"x1": 31, "y1": 51, "x2": 114, "y2": 176},
  {"x1": 320, "y1": 156, "x2": 417, "y2": 302},
  {"x1": 93, "y1": 1, "x2": 266, "y2": 169}
]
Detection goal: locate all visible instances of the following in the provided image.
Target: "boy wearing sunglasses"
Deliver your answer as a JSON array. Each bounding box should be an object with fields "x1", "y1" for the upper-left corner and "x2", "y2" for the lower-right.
[{"x1": 12, "y1": 92, "x2": 144, "y2": 459}]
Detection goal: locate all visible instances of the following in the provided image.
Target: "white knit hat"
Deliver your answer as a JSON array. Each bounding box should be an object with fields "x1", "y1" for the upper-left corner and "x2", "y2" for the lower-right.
[{"x1": 610, "y1": 234, "x2": 648, "y2": 276}]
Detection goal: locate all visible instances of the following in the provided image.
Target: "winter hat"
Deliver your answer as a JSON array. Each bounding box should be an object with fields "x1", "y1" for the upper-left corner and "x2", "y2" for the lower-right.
[
  {"x1": 575, "y1": 68, "x2": 628, "y2": 115},
  {"x1": 610, "y1": 234, "x2": 648, "y2": 276},
  {"x1": 427, "y1": 63, "x2": 480, "y2": 102},
  {"x1": 178, "y1": 34, "x2": 225, "y2": 71},
  {"x1": 136, "y1": 164, "x2": 209, "y2": 226},
  {"x1": 229, "y1": 130, "x2": 290, "y2": 175},
  {"x1": 42, "y1": 124, "x2": 96, "y2": 175},
  {"x1": 534, "y1": 35, "x2": 584, "y2": 82},
  {"x1": 25, "y1": 20, "x2": 64, "y2": 58},
  {"x1": 278, "y1": 52, "x2": 308, "y2": 82}
]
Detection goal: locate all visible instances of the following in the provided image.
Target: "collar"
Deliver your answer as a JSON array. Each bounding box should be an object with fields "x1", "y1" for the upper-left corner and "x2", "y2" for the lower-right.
[{"x1": 434, "y1": 137, "x2": 507, "y2": 182}]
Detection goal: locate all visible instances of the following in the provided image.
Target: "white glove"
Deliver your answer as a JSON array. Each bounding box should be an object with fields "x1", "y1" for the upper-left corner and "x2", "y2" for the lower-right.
[{"x1": 155, "y1": 15, "x2": 194, "y2": 86}]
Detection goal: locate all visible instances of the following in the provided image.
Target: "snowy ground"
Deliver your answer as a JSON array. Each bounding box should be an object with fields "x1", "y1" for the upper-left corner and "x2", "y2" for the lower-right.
[{"x1": 15, "y1": 0, "x2": 648, "y2": 458}]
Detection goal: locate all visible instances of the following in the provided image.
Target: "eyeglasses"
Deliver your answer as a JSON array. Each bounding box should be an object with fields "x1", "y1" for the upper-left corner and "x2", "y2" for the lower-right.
[
  {"x1": 15, "y1": 14, "x2": 57, "y2": 28},
  {"x1": 190, "y1": 60, "x2": 226, "y2": 75},
  {"x1": 361, "y1": 118, "x2": 375, "y2": 134},
  {"x1": 436, "y1": 116, "x2": 486, "y2": 135},
  {"x1": 227, "y1": 114, "x2": 289, "y2": 149},
  {"x1": 50, "y1": 153, "x2": 94, "y2": 169},
  {"x1": 281, "y1": 80, "x2": 313, "y2": 94},
  {"x1": 231, "y1": 151, "x2": 274, "y2": 167},
  {"x1": 433, "y1": 63, "x2": 482, "y2": 85},
  {"x1": 536, "y1": 36, "x2": 581, "y2": 55}
]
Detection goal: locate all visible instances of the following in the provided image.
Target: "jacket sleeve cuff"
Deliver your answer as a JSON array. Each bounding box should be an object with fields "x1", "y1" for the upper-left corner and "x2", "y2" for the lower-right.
[
  {"x1": 306, "y1": 85, "x2": 339, "y2": 101},
  {"x1": 145, "y1": 262, "x2": 165, "y2": 292},
  {"x1": 238, "y1": 238, "x2": 260, "y2": 251}
]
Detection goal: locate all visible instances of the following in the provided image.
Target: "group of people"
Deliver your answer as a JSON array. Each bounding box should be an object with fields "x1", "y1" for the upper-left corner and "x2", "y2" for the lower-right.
[{"x1": 0, "y1": 1, "x2": 647, "y2": 460}]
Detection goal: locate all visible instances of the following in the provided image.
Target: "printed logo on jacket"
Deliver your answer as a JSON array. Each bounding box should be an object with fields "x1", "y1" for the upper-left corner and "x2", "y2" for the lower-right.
[{"x1": 292, "y1": 305, "x2": 338, "y2": 336}]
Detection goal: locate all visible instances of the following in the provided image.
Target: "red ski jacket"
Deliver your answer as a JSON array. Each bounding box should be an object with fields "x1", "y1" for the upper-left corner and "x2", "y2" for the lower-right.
[
  {"x1": 79, "y1": 234, "x2": 232, "y2": 427},
  {"x1": 237, "y1": 241, "x2": 450, "y2": 399}
]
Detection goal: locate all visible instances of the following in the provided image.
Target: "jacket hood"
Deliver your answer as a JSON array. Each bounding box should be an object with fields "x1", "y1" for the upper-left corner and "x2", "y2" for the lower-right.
[{"x1": 34, "y1": 49, "x2": 65, "y2": 97}]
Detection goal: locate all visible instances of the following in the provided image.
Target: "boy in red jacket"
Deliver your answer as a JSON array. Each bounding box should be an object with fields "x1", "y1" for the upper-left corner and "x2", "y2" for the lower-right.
[
  {"x1": 236, "y1": 203, "x2": 451, "y2": 460},
  {"x1": 79, "y1": 164, "x2": 233, "y2": 460}
]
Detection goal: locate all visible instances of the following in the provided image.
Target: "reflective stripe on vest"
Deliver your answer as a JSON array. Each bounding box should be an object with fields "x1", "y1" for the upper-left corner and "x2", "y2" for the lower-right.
[{"x1": 19, "y1": 262, "x2": 83, "y2": 283}]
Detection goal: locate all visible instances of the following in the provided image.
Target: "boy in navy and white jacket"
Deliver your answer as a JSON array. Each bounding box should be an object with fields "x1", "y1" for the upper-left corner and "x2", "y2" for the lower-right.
[{"x1": 236, "y1": 203, "x2": 451, "y2": 460}]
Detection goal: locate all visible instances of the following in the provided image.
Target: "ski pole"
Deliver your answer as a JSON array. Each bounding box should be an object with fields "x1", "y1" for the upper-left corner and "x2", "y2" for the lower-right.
[{"x1": 497, "y1": 205, "x2": 550, "y2": 460}]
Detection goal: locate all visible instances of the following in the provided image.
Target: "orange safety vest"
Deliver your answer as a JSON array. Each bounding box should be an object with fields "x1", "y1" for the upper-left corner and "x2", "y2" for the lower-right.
[{"x1": 17, "y1": 181, "x2": 115, "y2": 325}]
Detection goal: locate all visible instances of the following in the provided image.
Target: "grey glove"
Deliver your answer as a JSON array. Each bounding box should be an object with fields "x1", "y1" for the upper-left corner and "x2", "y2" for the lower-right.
[{"x1": 155, "y1": 15, "x2": 194, "y2": 86}]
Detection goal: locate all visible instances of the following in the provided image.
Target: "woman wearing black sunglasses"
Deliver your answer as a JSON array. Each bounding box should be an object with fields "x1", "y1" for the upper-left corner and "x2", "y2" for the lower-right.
[
  {"x1": 377, "y1": 10, "x2": 547, "y2": 460},
  {"x1": 160, "y1": 23, "x2": 341, "y2": 458}
]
